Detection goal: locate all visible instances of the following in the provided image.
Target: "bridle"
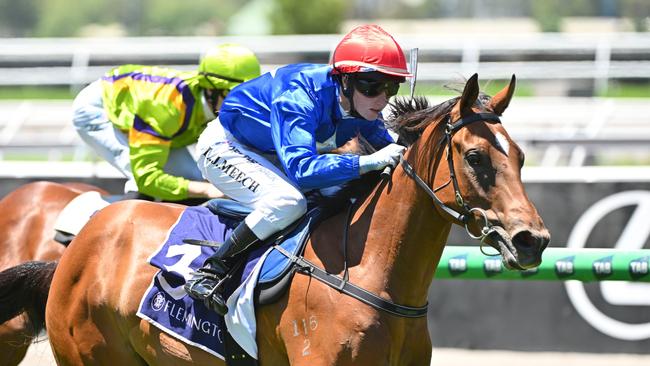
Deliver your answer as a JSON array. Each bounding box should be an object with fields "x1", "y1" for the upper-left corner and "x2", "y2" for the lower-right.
[
  {"x1": 400, "y1": 112, "x2": 503, "y2": 248},
  {"x1": 273, "y1": 112, "x2": 510, "y2": 319}
]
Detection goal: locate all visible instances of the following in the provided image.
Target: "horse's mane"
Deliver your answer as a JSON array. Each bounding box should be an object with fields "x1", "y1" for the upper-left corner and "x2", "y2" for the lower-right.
[
  {"x1": 384, "y1": 96, "x2": 455, "y2": 146},
  {"x1": 314, "y1": 91, "x2": 493, "y2": 214},
  {"x1": 386, "y1": 92, "x2": 492, "y2": 146}
]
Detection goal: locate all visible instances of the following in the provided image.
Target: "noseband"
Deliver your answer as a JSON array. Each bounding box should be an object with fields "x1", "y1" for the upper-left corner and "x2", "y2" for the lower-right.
[{"x1": 400, "y1": 112, "x2": 502, "y2": 246}]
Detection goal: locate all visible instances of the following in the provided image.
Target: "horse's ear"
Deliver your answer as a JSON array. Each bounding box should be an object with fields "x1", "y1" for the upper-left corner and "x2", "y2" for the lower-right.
[
  {"x1": 490, "y1": 74, "x2": 516, "y2": 116},
  {"x1": 459, "y1": 73, "x2": 479, "y2": 115}
]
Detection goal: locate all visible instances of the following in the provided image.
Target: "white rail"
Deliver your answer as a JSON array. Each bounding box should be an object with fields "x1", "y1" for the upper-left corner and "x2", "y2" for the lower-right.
[{"x1": 1, "y1": 33, "x2": 649, "y2": 93}]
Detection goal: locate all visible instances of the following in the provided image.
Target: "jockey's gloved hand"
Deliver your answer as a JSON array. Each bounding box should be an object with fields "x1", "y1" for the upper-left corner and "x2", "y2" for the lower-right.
[{"x1": 359, "y1": 143, "x2": 406, "y2": 175}]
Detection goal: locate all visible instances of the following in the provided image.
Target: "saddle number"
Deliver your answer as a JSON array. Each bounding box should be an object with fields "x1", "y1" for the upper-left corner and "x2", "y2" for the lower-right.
[{"x1": 156, "y1": 243, "x2": 203, "y2": 300}]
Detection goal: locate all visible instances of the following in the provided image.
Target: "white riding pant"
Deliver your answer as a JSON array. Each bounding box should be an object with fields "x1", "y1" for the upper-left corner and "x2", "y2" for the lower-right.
[
  {"x1": 196, "y1": 120, "x2": 307, "y2": 240},
  {"x1": 72, "y1": 80, "x2": 204, "y2": 193}
]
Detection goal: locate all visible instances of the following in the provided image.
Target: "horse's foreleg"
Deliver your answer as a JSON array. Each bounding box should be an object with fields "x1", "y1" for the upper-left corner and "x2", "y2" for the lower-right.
[{"x1": 129, "y1": 320, "x2": 228, "y2": 366}]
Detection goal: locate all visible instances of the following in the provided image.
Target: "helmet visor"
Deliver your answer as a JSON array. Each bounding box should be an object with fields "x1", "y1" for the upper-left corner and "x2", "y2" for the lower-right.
[{"x1": 200, "y1": 71, "x2": 245, "y2": 86}]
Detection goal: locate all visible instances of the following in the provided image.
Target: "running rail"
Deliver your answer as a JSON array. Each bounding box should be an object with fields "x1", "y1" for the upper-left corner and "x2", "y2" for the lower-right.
[{"x1": 435, "y1": 246, "x2": 650, "y2": 282}]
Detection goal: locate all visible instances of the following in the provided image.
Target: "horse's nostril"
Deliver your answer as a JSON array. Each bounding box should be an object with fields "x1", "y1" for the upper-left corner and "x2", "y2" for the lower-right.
[{"x1": 512, "y1": 230, "x2": 536, "y2": 250}]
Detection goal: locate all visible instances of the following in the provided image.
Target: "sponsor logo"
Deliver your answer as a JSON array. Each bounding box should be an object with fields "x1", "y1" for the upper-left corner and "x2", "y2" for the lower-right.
[
  {"x1": 483, "y1": 258, "x2": 502, "y2": 275},
  {"x1": 630, "y1": 256, "x2": 649, "y2": 279},
  {"x1": 592, "y1": 256, "x2": 613, "y2": 278},
  {"x1": 149, "y1": 290, "x2": 223, "y2": 341},
  {"x1": 565, "y1": 190, "x2": 650, "y2": 341},
  {"x1": 448, "y1": 254, "x2": 468, "y2": 274},
  {"x1": 555, "y1": 256, "x2": 575, "y2": 277},
  {"x1": 151, "y1": 292, "x2": 166, "y2": 311}
]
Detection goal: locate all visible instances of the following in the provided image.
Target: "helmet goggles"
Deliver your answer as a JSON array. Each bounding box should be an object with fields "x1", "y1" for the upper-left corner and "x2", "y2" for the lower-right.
[
  {"x1": 350, "y1": 72, "x2": 404, "y2": 97},
  {"x1": 353, "y1": 77, "x2": 400, "y2": 97},
  {"x1": 199, "y1": 71, "x2": 245, "y2": 85}
]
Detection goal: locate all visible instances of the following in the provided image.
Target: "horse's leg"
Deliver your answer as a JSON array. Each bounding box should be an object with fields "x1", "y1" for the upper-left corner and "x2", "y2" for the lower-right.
[
  {"x1": 0, "y1": 181, "x2": 84, "y2": 366},
  {"x1": 256, "y1": 301, "x2": 292, "y2": 366},
  {"x1": 401, "y1": 320, "x2": 432, "y2": 366},
  {"x1": 257, "y1": 273, "x2": 434, "y2": 366},
  {"x1": 47, "y1": 201, "x2": 230, "y2": 366},
  {"x1": 128, "y1": 320, "x2": 227, "y2": 366},
  {"x1": 256, "y1": 276, "x2": 355, "y2": 366}
]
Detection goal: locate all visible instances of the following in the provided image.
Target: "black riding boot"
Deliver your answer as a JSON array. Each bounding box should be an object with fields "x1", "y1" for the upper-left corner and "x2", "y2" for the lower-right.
[{"x1": 184, "y1": 222, "x2": 260, "y2": 315}]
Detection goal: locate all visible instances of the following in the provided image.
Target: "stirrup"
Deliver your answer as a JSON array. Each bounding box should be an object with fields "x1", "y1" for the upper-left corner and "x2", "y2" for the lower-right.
[
  {"x1": 185, "y1": 273, "x2": 227, "y2": 294},
  {"x1": 206, "y1": 292, "x2": 229, "y2": 315}
]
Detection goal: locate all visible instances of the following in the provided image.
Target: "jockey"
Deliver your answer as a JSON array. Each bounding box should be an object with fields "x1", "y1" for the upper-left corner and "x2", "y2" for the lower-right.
[
  {"x1": 71, "y1": 44, "x2": 261, "y2": 201},
  {"x1": 185, "y1": 25, "x2": 410, "y2": 315}
]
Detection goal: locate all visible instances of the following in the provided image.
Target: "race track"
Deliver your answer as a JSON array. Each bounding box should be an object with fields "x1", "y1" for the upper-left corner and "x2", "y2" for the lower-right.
[{"x1": 20, "y1": 340, "x2": 650, "y2": 365}]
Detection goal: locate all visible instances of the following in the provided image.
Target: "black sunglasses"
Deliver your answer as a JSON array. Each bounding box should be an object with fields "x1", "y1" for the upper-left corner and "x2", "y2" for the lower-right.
[{"x1": 352, "y1": 77, "x2": 401, "y2": 97}]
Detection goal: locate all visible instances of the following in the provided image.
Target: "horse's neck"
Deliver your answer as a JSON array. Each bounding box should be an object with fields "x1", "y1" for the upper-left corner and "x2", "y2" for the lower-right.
[{"x1": 350, "y1": 168, "x2": 452, "y2": 305}]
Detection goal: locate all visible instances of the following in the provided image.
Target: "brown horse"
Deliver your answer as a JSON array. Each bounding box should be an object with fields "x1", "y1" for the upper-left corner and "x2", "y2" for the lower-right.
[
  {"x1": 0, "y1": 181, "x2": 107, "y2": 366},
  {"x1": 1, "y1": 74, "x2": 550, "y2": 365}
]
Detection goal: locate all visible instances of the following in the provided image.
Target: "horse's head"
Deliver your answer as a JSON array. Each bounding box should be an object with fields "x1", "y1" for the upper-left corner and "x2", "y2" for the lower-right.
[{"x1": 390, "y1": 74, "x2": 550, "y2": 270}]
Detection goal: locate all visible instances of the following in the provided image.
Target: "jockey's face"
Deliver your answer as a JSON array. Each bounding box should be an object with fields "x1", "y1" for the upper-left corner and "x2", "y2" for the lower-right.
[
  {"x1": 352, "y1": 87, "x2": 390, "y2": 121},
  {"x1": 341, "y1": 72, "x2": 401, "y2": 121},
  {"x1": 205, "y1": 89, "x2": 227, "y2": 114}
]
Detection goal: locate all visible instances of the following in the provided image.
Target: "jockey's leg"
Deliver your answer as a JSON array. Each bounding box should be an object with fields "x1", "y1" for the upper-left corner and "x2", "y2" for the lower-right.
[
  {"x1": 186, "y1": 120, "x2": 307, "y2": 315},
  {"x1": 71, "y1": 80, "x2": 134, "y2": 193},
  {"x1": 184, "y1": 221, "x2": 259, "y2": 314}
]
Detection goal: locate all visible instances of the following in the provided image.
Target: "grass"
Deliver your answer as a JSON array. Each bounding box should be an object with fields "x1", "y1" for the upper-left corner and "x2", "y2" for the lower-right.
[
  {"x1": 0, "y1": 86, "x2": 76, "y2": 100},
  {"x1": 599, "y1": 82, "x2": 650, "y2": 98}
]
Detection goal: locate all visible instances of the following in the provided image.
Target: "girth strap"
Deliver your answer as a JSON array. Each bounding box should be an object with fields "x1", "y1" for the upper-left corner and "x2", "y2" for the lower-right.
[{"x1": 273, "y1": 245, "x2": 429, "y2": 318}]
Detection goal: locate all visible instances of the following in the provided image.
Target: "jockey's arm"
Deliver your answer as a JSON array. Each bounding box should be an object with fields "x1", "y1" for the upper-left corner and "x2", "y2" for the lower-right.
[
  {"x1": 271, "y1": 88, "x2": 361, "y2": 190},
  {"x1": 128, "y1": 138, "x2": 189, "y2": 200}
]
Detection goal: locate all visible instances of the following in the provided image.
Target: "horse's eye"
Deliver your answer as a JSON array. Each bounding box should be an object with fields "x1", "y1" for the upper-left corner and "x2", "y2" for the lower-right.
[{"x1": 465, "y1": 151, "x2": 482, "y2": 167}]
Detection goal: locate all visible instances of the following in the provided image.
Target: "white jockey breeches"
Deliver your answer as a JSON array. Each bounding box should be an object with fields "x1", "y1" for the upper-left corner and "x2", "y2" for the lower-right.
[
  {"x1": 196, "y1": 120, "x2": 307, "y2": 240},
  {"x1": 71, "y1": 80, "x2": 204, "y2": 193}
]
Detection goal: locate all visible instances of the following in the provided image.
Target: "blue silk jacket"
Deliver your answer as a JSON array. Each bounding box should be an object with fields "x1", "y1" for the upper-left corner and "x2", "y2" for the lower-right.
[{"x1": 218, "y1": 64, "x2": 394, "y2": 190}]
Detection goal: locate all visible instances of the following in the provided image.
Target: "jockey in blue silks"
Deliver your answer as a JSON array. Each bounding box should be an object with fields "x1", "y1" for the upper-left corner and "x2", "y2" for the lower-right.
[{"x1": 185, "y1": 24, "x2": 412, "y2": 315}]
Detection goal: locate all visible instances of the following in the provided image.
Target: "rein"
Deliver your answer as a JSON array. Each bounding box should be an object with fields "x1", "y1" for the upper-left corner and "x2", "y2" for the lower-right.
[
  {"x1": 274, "y1": 112, "x2": 505, "y2": 319},
  {"x1": 401, "y1": 112, "x2": 502, "y2": 247},
  {"x1": 274, "y1": 200, "x2": 429, "y2": 318}
]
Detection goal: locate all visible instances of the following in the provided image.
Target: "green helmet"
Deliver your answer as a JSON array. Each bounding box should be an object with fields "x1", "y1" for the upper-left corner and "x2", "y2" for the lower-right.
[{"x1": 198, "y1": 43, "x2": 261, "y2": 90}]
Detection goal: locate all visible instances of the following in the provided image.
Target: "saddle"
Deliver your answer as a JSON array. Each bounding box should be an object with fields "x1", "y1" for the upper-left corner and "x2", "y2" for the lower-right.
[
  {"x1": 138, "y1": 197, "x2": 341, "y2": 366},
  {"x1": 202, "y1": 198, "x2": 327, "y2": 307}
]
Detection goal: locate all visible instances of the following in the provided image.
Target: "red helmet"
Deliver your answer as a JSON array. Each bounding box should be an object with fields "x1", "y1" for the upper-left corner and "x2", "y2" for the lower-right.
[{"x1": 331, "y1": 24, "x2": 411, "y2": 78}]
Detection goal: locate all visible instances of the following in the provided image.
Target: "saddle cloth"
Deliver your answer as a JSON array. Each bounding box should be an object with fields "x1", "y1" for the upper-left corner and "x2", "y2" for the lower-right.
[{"x1": 136, "y1": 205, "x2": 316, "y2": 360}]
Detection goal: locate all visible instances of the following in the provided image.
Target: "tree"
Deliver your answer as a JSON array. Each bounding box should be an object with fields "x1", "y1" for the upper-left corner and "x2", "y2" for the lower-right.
[
  {"x1": 269, "y1": 0, "x2": 349, "y2": 34},
  {"x1": 0, "y1": 0, "x2": 39, "y2": 36},
  {"x1": 531, "y1": 1, "x2": 563, "y2": 32},
  {"x1": 621, "y1": 0, "x2": 649, "y2": 32}
]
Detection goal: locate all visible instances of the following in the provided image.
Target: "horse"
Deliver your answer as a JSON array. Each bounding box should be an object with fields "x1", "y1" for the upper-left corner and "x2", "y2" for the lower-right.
[
  {"x1": 0, "y1": 181, "x2": 108, "y2": 366},
  {"x1": 0, "y1": 74, "x2": 550, "y2": 365}
]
